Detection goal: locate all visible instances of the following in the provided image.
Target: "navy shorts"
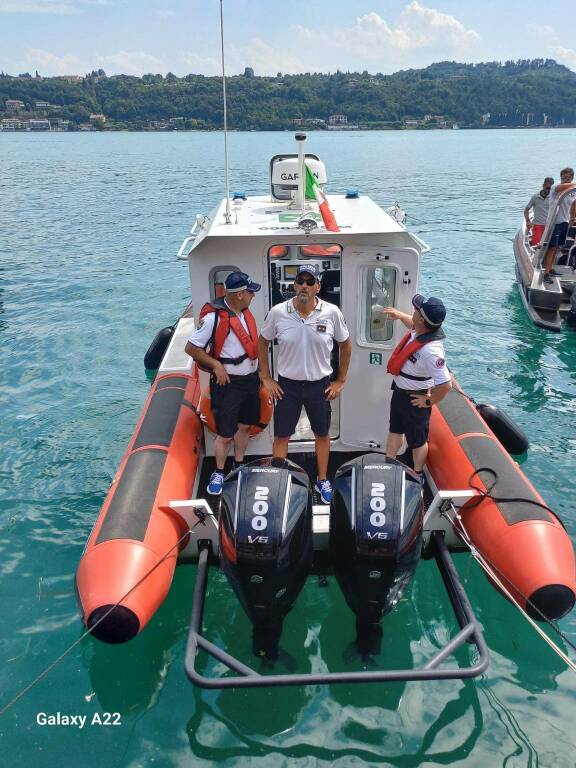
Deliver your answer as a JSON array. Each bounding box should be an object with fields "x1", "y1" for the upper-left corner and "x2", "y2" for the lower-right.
[
  {"x1": 389, "y1": 384, "x2": 431, "y2": 449},
  {"x1": 549, "y1": 222, "x2": 569, "y2": 247},
  {"x1": 210, "y1": 372, "x2": 260, "y2": 438},
  {"x1": 274, "y1": 376, "x2": 331, "y2": 438}
]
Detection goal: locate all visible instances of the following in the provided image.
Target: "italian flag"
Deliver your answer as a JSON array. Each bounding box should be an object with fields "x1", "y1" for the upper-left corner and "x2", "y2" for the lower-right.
[{"x1": 305, "y1": 164, "x2": 340, "y2": 232}]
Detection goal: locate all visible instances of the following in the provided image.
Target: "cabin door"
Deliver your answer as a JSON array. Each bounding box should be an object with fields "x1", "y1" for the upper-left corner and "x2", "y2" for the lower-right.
[
  {"x1": 267, "y1": 243, "x2": 342, "y2": 443},
  {"x1": 338, "y1": 246, "x2": 420, "y2": 449}
]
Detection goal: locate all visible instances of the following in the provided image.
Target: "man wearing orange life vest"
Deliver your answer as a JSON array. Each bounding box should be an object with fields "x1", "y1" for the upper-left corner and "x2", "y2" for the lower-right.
[
  {"x1": 382, "y1": 295, "x2": 452, "y2": 481},
  {"x1": 185, "y1": 271, "x2": 261, "y2": 495}
]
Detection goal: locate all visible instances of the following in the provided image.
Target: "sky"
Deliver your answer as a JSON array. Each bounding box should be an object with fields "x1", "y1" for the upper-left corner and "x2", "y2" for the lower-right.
[{"x1": 1, "y1": 0, "x2": 576, "y2": 78}]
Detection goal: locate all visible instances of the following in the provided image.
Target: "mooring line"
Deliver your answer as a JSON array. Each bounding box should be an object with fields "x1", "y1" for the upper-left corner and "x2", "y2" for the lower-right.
[{"x1": 0, "y1": 528, "x2": 193, "y2": 719}]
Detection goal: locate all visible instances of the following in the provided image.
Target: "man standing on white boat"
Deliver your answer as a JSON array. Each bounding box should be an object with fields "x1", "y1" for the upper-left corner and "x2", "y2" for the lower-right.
[
  {"x1": 542, "y1": 167, "x2": 576, "y2": 283},
  {"x1": 257, "y1": 264, "x2": 352, "y2": 504},
  {"x1": 185, "y1": 271, "x2": 261, "y2": 495},
  {"x1": 381, "y1": 295, "x2": 452, "y2": 482},
  {"x1": 524, "y1": 177, "x2": 553, "y2": 246}
]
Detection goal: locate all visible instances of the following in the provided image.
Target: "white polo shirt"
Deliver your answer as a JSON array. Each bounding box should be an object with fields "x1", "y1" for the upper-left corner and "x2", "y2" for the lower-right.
[
  {"x1": 187, "y1": 302, "x2": 258, "y2": 375},
  {"x1": 394, "y1": 331, "x2": 450, "y2": 391},
  {"x1": 260, "y1": 298, "x2": 349, "y2": 381}
]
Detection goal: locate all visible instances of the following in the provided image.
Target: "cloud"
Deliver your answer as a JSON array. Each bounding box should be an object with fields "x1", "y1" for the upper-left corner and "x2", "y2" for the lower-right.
[
  {"x1": 0, "y1": 0, "x2": 77, "y2": 12},
  {"x1": 25, "y1": 47, "x2": 85, "y2": 73},
  {"x1": 400, "y1": 2, "x2": 481, "y2": 49},
  {"x1": 549, "y1": 45, "x2": 576, "y2": 70},
  {"x1": 0, "y1": 0, "x2": 106, "y2": 12},
  {"x1": 180, "y1": 40, "x2": 306, "y2": 76},
  {"x1": 179, "y1": 52, "x2": 221, "y2": 76},
  {"x1": 157, "y1": 9, "x2": 175, "y2": 18},
  {"x1": 229, "y1": 39, "x2": 307, "y2": 75},
  {"x1": 526, "y1": 24, "x2": 558, "y2": 42},
  {"x1": 24, "y1": 47, "x2": 167, "y2": 77},
  {"x1": 97, "y1": 51, "x2": 166, "y2": 76},
  {"x1": 294, "y1": 2, "x2": 480, "y2": 65}
]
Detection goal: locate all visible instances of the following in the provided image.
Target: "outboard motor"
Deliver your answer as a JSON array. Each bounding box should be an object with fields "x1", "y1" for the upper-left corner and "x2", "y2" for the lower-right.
[
  {"x1": 330, "y1": 455, "x2": 423, "y2": 654},
  {"x1": 219, "y1": 458, "x2": 313, "y2": 659}
]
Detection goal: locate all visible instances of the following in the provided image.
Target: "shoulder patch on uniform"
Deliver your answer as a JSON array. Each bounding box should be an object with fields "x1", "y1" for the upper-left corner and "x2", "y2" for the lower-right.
[{"x1": 435, "y1": 358, "x2": 445, "y2": 368}]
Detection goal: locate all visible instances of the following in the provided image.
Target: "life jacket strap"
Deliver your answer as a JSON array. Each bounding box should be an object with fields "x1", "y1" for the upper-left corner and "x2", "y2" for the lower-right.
[
  {"x1": 398, "y1": 370, "x2": 430, "y2": 382},
  {"x1": 217, "y1": 353, "x2": 250, "y2": 366}
]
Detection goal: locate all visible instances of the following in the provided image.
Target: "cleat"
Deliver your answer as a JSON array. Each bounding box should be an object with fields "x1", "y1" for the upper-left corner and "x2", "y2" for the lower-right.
[
  {"x1": 315, "y1": 478, "x2": 332, "y2": 505},
  {"x1": 207, "y1": 470, "x2": 224, "y2": 496}
]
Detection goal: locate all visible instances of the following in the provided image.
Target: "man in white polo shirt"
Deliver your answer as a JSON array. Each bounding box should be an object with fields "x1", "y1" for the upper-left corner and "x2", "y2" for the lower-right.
[{"x1": 258, "y1": 264, "x2": 352, "y2": 504}]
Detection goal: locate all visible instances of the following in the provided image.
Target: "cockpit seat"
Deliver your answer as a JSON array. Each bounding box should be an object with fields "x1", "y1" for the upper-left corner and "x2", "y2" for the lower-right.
[{"x1": 319, "y1": 269, "x2": 341, "y2": 307}]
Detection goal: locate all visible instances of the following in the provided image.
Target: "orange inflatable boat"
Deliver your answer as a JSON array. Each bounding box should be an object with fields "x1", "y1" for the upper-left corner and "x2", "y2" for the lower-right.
[
  {"x1": 77, "y1": 371, "x2": 575, "y2": 644},
  {"x1": 427, "y1": 384, "x2": 576, "y2": 621},
  {"x1": 76, "y1": 372, "x2": 202, "y2": 643}
]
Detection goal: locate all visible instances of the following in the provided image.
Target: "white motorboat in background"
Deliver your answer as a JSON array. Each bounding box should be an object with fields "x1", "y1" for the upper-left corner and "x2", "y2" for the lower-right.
[{"x1": 514, "y1": 187, "x2": 576, "y2": 331}]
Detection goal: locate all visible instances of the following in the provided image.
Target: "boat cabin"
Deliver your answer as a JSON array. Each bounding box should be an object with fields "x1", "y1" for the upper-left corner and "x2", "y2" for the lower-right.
[{"x1": 162, "y1": 141, "x2": 429, "y2": 459}]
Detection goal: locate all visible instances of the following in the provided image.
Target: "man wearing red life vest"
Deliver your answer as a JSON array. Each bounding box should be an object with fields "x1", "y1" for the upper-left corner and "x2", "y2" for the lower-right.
[
  {"x1": 185, "y1": 271, "x2": 261, "y2": 495},
  {"x1": 382, "y1": 295, "x2": 452, "y2": 481}
]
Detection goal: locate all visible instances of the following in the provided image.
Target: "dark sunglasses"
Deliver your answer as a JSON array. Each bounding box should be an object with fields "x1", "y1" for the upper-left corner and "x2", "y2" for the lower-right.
[{"x1": 295, "y1": 276, "x2": 316, "y2": 286}]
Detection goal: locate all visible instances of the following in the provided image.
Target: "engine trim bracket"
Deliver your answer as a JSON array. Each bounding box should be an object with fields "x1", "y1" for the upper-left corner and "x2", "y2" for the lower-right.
[{"x1": 184, "y1": 531, "x2": 489, "y2": 689}]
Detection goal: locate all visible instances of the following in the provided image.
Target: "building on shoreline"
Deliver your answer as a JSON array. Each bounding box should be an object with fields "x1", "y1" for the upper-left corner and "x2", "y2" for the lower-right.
[{"x1": 5, "y1": 99, "x2": 25, "y2": 114}]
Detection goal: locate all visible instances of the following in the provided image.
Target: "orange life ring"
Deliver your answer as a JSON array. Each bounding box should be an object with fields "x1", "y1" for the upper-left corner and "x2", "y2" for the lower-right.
[
  {"x1": 269, "y1": 245, "x2": 289, "y2": 258},
  {"x1": 199, "y1": 384, "x2": 273, "y2": 436},
  {"x1": 300, "y1": 244, "x2": 341, "y2": 257}
]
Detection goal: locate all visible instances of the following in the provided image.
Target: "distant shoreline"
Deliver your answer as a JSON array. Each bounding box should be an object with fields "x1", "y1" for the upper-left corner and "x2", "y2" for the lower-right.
[{"x1": 2, "y1": 125, "x2": 576, "y2": 134}]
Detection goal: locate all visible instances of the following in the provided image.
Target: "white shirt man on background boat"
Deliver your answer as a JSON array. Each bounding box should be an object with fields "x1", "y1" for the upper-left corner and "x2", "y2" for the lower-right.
[
  {"x1": 381, "y1": 295, "x2": 452, "y2": 482},
  {"x1": 542, "y1": 167, "x2": 576, "y2": 282},
  {"x1": 257, "y1": 264, "x2": 352, "y2": 504},
  {"x1": 524, "y1": 177, "x2": 553, "y2": 246}
]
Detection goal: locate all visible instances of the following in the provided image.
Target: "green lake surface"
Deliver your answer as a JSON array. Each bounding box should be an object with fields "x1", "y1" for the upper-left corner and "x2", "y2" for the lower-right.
[{"x1": 1, "y1": 129, "x2": 576, "y2": 767}]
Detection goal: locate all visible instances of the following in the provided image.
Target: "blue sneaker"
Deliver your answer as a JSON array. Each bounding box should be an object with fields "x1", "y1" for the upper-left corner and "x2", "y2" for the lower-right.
[
  {"x1": 315, "y1": 478, "x2": 332, "y2": 505},
  {"x1": 207, "y1": 470, "x2": 224, "y2": 496}
]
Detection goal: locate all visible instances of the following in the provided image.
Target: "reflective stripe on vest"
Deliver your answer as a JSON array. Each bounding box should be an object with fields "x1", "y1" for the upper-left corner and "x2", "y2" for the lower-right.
[{"x1": 199, "y1": 299, "x2": 258, "y2": 365}]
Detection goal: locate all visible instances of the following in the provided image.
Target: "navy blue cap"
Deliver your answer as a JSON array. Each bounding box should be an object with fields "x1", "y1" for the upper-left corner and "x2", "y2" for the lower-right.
[
  {"x1": 412, "y1": 294, "x2": 446, "y2": 327},
  {"x1": 225, "y1": 271, "x2": 261, "y2": 293},
  {"x1": 296, "y1": 264, "x2": 320, "y2": 282}
]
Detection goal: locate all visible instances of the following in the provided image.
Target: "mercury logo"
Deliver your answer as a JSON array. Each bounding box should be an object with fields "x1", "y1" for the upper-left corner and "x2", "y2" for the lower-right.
[{"x1": 364, "y1": 465, "x2": 390, "y2": 470}]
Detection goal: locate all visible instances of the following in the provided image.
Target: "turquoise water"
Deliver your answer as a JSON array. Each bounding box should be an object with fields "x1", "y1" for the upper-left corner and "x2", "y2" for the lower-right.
[{"x1": 1, "y1": 129, "x2": 576, "y2": 767}]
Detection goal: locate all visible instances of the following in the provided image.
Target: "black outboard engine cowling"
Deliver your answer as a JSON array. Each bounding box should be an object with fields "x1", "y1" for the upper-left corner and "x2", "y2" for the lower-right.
[
  {"x1": 330, "y1": 455, "x2": 423, "y2": 653},
  {"x1": 219, "y1": 458, "x2": 313, "y2": 659}
]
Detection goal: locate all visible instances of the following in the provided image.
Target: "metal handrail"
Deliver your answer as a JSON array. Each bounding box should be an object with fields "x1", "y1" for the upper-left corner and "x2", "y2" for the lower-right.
[
  {"x1": 176, "y1": 217, "x2": 209, "y2": 260},
  {"x1": 184, "y1": 532, "x2": 489, "y2": 689}
]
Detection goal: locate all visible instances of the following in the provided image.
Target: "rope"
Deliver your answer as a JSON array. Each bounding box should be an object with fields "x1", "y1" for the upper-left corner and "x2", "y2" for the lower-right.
[
  {"x1": 439, "y1": 486, "x2": 576, "y2": 671},
  {"x1": 0, "y1": 527, "x2": 195, "y2": 719}
]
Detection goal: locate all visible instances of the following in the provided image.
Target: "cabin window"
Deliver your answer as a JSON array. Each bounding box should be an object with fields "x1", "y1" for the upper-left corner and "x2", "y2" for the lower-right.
[
  {"x1": 364, "y1": 266, "x2": 396, "y2": 343},
  {"x1": 208, "y1": 266, "x2": 240, "y2": 301},
  {"x1": 267, "y1": 243, "x2": 342, "y2": 307}
]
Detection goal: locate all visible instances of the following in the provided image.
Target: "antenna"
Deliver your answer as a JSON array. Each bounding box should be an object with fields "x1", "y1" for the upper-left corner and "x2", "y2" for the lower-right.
[
  {"x1": 295, "y1": 132, "x2": 306, "y2": 211},
  {"x1": 219, "y1": 0, "x2": 231, "y2": 224}
]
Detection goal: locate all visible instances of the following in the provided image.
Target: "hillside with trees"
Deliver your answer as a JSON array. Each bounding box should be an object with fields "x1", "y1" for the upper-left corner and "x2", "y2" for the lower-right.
[{"x1": 1, "y1": 59, "x2": 575, "y2": 131}]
